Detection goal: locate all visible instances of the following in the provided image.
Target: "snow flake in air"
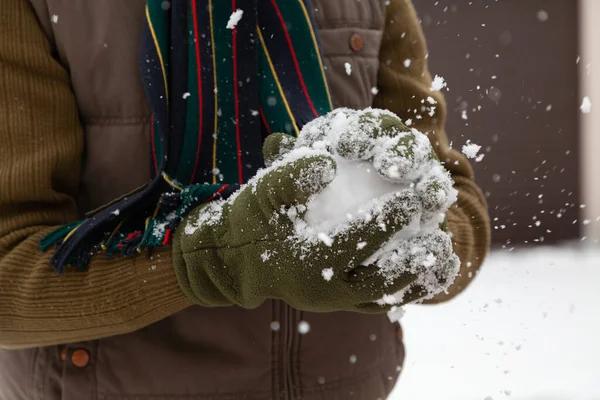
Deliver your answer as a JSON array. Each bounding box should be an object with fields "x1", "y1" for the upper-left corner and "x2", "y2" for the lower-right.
[
  {"x1": 226, "y1": 9, "x2": 244, "y2": 29},
  {"x1": 297, "y1": 321, "x2": 311, "y2": 335},
  {"x1": 462, "y1": 140, "x2": 481, "y2": 159},
  {"x1": 345, "y1": 62, "x2": 352, "y2": 76},
  {"x1": 581, "y1": 96, "x2": 592, "y2": 114},
  {"x1": 430, "y1": 75, "x2": 447, "y2": 91}
]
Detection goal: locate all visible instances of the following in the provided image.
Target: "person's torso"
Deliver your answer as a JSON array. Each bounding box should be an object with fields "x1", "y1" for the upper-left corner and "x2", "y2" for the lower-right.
[{"x1": 0, "y1": 1, "x2": 405, "y2": 399}]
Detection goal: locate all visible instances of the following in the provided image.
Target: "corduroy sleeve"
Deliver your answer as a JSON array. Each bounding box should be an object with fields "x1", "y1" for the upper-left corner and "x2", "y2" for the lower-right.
[
  {"x1": 0, "y1": 0, "x2": 191, "y2": 349},
  {"x1": 373, "y1": 0, "x2": 491, "y2": 303}
]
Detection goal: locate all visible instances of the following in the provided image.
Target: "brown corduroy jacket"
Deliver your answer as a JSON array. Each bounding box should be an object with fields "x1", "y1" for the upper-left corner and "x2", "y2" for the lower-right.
[{"x1": 0, "y1": 0, "x2": 490, "y2": 399}]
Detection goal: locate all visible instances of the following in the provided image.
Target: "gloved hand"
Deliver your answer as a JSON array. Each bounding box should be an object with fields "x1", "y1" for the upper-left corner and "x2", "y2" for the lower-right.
[
  {"x1": 263, "y1": 108, "x2": 460, "y2": 305},
  {"x1": 172, "y1": 148, "x2": 422, "y2": 312}
]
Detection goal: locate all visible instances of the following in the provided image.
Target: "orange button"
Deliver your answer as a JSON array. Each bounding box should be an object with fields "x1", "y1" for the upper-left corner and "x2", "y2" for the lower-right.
[
  {"x1": 60, "y1": 348, "x2": 68, "y2": 361},
  {"x1": 349, "y1": 33, "x2": 364, "y2": 52},
  {"x1": 71, "y1": 349, "x2": 90, "y2": 368}
]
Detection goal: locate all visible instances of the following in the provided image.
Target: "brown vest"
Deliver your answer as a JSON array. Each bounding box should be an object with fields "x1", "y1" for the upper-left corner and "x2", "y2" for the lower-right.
[{"x1": 0, "y1": 1, "x2": 405, "y2": 399}]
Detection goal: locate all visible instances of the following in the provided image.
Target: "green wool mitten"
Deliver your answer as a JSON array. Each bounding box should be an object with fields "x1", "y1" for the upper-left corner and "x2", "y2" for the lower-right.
[{"x1": 173, "y1": 150, "x2": 421, "y2": 312}]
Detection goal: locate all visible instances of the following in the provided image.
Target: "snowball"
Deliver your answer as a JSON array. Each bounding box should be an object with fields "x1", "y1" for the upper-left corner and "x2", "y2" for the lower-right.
[
  {"x1": 403, "y1": 59, "x2": 412, "y2": 68},
  {"x1": 430, "y1": 75, "x2": 447, "y2": 91},
  {"x1": 462, "y1": 140, "x2": 481, "y2": 159},
  {"x1": 51, "y1": 14, "x2": 58, "y2": 23},
  {"x1": 345, "y1": 62, "x2": 352, "y2": 76},
  {"x1": 321, "y1": 268, "x2": 334, "y2": 281},
  {"x1": 305, "y1": 157, "x2": 407, "y2": 232},
  {"x1": 537, "y1": 10, "x2": 549, "y2": 22},
  {"x1": 182, "y1": 92, "x2": 190, "y2": 99},
  {"x1": 581, "y1": 97, "x2": 592, "y2": 114},
  {"x1": 226, "y1": 9, "x2": 243, "y2": 29}
]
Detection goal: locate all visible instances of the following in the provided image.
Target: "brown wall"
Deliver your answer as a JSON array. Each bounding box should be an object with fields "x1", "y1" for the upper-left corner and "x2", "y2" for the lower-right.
[{"x1": 414, "y1": 0, "x2": 581, "y2": 245}]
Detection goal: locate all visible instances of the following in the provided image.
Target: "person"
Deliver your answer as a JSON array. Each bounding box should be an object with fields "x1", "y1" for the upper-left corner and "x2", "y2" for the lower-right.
[{"x1": 0, "y1": 0, "x2": 490, "y2": 398}]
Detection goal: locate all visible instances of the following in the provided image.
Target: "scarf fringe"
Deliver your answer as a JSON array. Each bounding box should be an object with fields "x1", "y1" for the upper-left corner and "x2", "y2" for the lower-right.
[{"x1": 40, "y1": 173, "x2": 236, "y2": 273}]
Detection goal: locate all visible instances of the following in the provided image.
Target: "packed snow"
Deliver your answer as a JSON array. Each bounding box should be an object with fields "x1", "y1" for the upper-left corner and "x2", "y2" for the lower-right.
[
  {"x1": 389, "y1": 245, "x2": 600, "y2": 400},
  {"x1": 303, "y1": 157, "x2": 407, "y2": 232},
  {"x1": 226, "y1": 9, "x2": 243, "y2": 29}
]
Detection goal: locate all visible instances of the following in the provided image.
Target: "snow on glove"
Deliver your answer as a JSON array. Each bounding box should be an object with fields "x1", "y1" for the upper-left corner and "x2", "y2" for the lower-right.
[
  {"x1": 267, "y1": 108, "x2": 457, "y2": 222},
  {"x1": 172, "y1": 148, "x2": 422, "y2": 312}
]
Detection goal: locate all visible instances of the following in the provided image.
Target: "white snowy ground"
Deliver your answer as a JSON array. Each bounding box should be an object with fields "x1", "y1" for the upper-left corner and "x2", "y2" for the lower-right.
[{"x1": 388, "y1": 245, "x2": 600, "y2": 400}]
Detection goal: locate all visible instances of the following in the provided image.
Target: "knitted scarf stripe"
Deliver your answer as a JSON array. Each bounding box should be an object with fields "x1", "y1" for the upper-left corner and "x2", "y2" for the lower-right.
[{"x1": 41, "y1": 0, "x2": 332, "y2": 272}]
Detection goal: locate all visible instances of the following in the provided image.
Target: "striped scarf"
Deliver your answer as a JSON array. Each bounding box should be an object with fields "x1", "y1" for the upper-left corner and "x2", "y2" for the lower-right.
[{"x1": 41, "y1": 0, "x2": 332, "y2": 272}]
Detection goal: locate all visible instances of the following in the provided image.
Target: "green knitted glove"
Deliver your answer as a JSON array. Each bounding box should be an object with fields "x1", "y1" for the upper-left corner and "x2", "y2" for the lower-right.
[{"x1": 173, "y1": 150, "x2": 421, "y2": 312}]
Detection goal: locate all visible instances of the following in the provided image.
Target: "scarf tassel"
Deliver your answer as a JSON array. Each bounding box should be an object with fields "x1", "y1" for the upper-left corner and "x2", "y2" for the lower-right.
[{"x1": 40, "y1": 173, "x2": 237, "y2": 273}]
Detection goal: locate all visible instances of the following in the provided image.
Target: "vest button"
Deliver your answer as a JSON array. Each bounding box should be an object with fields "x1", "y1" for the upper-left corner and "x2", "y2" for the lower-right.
[
  {"x1": 349, "y1": 33, "x2": 364, "y2": 52},
  {"x1": 71, "y1": 349, "x2": 90, "y2": 368},
  {"x1": 59, "y1": 348, "x2": 68, "y2": 361}
]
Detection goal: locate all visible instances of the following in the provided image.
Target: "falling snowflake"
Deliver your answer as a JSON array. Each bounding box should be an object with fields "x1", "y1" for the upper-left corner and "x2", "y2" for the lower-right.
[
  {"x1": 297, "y1": 321, "x2": 311, "y2": 334},
  {"x1": 581, "y1": 96, "x2": 592, "y2": 114},
  {"x1": 270, "y1": 321, "x2": 281, "y2": 331},
  {"x1": 226, "y1": 9, "x2": 243, "y2": 29},
  {"x1": 430, "y1": 75, "x2": 447, "y2": 91},
  {"x1": 462, "y1": 140, "x2": 482, "y2": 159}
]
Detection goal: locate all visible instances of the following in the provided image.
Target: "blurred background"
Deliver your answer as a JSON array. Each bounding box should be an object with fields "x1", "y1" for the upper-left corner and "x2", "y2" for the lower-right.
[{"x1": 389, "y1": 1, "x2": 600, "y2": 399}]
